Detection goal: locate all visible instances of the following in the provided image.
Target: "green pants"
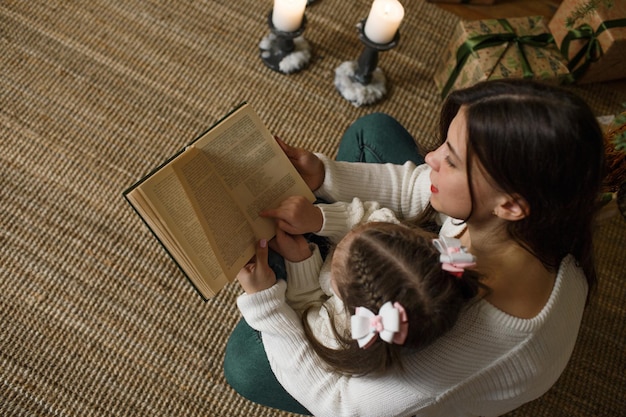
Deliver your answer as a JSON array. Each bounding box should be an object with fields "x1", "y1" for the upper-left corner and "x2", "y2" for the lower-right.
[{"x1": 223, "y1": 113, "x2": 424, "y2": 415}]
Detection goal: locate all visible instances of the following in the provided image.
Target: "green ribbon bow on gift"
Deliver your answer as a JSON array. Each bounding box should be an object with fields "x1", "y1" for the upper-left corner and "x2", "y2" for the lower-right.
[
  {"x1": 560, "y1": 18, "x2": 626, "y2": 81},
  {"x1": 441, "y1": 19, "x2": 556, "y2": 98}
]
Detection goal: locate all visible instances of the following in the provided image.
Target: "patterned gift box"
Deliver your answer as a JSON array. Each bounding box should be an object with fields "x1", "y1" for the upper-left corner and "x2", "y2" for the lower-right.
[
  {"x1": 434, "y1": 16, "x2": 573, "y2": 98},
  {"x1": 549, "y1": 0, "x2": 626, "y2": 84}
]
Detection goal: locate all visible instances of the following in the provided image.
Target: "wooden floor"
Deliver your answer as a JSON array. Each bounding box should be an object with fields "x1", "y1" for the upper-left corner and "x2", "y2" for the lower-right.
[{"x1": 434, "y1": 0, "x2": 563, "y2": 20}]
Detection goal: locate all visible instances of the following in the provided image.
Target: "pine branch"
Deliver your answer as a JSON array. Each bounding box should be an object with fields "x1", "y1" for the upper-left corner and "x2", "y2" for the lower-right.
[{"x1": 565, "y1": 0, "x2": 615, "y2": 27}]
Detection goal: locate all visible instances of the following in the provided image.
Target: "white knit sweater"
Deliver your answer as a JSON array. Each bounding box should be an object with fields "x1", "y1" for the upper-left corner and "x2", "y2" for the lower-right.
[{"x1": 236, "y1": 157, "x2": 588, "y2": 417}]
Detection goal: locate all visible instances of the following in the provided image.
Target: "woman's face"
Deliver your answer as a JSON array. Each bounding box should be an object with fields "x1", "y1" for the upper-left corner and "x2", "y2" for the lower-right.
[{"x1": 425, "y1": 108, "x2": 501, "y2": 221}]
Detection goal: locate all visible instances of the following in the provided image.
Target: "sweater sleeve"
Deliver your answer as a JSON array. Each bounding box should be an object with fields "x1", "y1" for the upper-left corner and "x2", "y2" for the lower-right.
[
  {"x1": 314, "y1": 154, "x2": 432, "y2": 219},
  {"x1": 284, "y1": 244, "x2": 325, "y2": 314}
]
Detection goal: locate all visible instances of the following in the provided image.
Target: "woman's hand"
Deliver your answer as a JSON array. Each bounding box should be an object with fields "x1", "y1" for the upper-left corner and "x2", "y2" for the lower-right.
[
  {"x1": 271, "y1": 228, "x2": 312, "y2": 263},
  {"x1": 236, "y1": 239, "x2": 276, "y2": 294},
  {"x1": 275, "y1": 136, "x2": 325, "y2": 191},
  {"x1": 261, "y1": 196, "x2": 323, "y2": 235}
]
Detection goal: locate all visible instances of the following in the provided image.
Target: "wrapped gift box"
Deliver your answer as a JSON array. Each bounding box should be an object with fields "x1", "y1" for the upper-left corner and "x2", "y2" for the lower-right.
[
  {"x1": 426, "y1": 0, "x2": 496, "y2": 4},
  {"x1": 549, "y1": 0, "x2": 626, "y2": 84},
  {"x1": 602, "y1": 110, "x2": 626, "y2": 193},
  {"x1": 434, "y1": 16, "x2": 572, "y2": 98}
]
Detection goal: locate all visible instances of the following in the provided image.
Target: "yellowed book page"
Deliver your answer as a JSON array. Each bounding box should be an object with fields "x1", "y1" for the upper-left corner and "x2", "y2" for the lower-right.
[
  {"x1": 126, "y1": 103, "x2": 314, "y2": 300},
  {"x1": 171, "y1": 147, "x2": 257, "y2": 283},
  {"x1": 191, "y1": 103, "x2": 315, "y2": 239},
  {"x1": 135, "y1": 157, "x2": 229, "y2": 298}
]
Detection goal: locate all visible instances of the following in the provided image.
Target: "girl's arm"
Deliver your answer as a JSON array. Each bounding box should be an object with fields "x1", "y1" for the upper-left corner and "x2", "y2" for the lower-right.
[
  {"x1": 267, "y1": 226, "x2": 326, "y2": 313},
  {"x1": 283, "y1": 244, "x2": 325, "y2": 314}
]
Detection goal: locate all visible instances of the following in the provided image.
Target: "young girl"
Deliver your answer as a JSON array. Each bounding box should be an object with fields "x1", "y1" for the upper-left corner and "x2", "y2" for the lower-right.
[
  {"x1": 268, "y1": 216, "x2": 481, "y2": 377},
  {"x1": 224, "y1": 79, "x2": 606, "y2": 416}
]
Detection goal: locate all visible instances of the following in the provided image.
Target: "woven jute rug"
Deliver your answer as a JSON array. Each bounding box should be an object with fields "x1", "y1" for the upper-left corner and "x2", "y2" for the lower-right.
[{"x1": 1, "y1": 1, "x2": 625, "y2": 416}]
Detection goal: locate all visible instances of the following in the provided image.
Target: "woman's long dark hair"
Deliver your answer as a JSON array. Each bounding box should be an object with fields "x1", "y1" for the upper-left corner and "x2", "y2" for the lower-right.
[{"x1": 440, "y1": 79, "x2": 606, "y2": 294}]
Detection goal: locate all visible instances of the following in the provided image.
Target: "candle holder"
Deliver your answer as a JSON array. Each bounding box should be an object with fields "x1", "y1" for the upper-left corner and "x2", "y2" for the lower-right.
[
  {"x1": 259, "y1": 10, "x2": 311, "y2": 74},
  {"x1": 334, "y1": 19, "x2": 400, "y2": 107}
]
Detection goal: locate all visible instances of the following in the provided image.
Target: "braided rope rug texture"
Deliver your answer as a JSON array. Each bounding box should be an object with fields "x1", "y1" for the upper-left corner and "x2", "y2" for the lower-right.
[{"x1": 1, "y1": 1, "x2": 625, "y2": 416}]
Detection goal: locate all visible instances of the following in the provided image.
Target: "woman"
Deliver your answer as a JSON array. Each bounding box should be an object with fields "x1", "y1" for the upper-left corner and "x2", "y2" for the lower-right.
[{"x1": 224, "y1": 79, "x2": 606, "y2": 416}]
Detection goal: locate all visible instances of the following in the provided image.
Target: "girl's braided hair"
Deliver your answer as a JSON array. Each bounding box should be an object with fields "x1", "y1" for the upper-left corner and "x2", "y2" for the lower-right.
[{"x1": 302, "y1": 222, "x2": 483, "y2": 376}]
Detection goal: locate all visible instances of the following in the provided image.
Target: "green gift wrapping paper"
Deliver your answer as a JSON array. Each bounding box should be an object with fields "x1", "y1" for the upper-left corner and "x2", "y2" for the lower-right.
[{"x1": 434, "y1": 16, "x2": 573, "y2": 98}]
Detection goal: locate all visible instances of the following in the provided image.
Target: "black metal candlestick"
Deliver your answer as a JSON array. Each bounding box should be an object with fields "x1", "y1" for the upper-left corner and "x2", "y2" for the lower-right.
[
  {"x1": 353, "y1": 21, "x2": 399, "y2": 84},
  {"x1": 335, "y1": 19, "x2": 400, "y2": 106},
  {"x1": 259, "y1": 10, "x2": 311, "y2": 74}
]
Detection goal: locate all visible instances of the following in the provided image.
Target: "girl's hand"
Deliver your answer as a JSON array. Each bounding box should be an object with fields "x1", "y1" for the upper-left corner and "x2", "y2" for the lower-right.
[
  {"x1": 261, "y1": 196, "x2": 323, "y2": 235},
  {"x1": 236, "y1": 239, "x2": 276, "y2": 294},
  {"x1": 275, "y1": 136, "x2": 325, "y2": 191},
  {"x1": 271, "y1": 228, "x2": 312, "y2": 263}
]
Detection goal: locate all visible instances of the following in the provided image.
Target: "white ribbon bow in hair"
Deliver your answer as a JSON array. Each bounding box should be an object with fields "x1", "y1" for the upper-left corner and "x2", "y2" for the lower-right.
[
  {"x1": 432, "y1": 236, "x2": 476, "y2": 277},
  {"x1": 351, "y1": 301, "x2": 406, "y2": 349}
]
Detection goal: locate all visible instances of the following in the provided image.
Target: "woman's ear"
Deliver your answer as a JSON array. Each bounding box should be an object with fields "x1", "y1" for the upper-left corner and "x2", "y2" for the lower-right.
[{"x1": 494, "y1": 194, "x2": 530, "y2": 221}]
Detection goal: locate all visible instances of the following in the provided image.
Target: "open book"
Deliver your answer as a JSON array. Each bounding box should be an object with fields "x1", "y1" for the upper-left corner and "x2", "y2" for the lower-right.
[{"x1": 124, "y1": 103, "x2": 315, "y2": 300}]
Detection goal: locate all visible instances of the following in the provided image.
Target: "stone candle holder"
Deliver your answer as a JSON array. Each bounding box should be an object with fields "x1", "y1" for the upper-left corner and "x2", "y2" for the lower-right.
[{"x1": 259, "y1": 10, "x2": 311, "y2": 74}]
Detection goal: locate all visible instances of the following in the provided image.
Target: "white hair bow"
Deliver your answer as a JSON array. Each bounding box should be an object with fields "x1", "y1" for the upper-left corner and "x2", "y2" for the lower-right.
[
  {"x1": 432, "y1": 236, "x2": 476, "y2": 277},
  {"x1": 350, "y1": 301, "x2": 408, "y2": 349}
]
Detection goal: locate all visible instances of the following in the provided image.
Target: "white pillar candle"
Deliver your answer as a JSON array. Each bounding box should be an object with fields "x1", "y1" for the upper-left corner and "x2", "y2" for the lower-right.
[
  {"x1": 272, "y1": 0, "x2": 307, "y2": 32},
  {"x1": 364, "y1": 0, "x2": 405, "y2": 44}
]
